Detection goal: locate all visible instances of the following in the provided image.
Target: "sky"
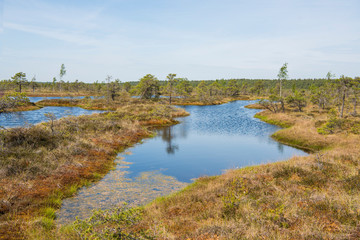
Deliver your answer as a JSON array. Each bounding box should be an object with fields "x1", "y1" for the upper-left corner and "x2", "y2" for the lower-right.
[{"x1": 0, "y1": 0, "x2": 359, "y2": 83}]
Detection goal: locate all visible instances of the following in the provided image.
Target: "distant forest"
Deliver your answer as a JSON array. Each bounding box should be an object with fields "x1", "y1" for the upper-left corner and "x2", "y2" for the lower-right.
[{"x1": 0, "y1": 75, "x2": 336, "y2": 94}]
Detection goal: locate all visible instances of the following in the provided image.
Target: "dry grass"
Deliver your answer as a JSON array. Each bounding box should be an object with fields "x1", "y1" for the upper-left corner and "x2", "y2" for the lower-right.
[
  {"x1": 6, "y1": 102, "x2": 41, "y2": 112},
  {"x1": 37, "y1": 98, "x2": 119, "y2": 110},
  {"x1": 244, "y1": 103, "x2": 266, "y2": 109}
]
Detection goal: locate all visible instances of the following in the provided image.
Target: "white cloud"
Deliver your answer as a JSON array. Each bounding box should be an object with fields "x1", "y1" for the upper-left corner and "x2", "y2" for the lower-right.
[{"x1": 4, "y1": 22, "x2": 99, "y2": 46}]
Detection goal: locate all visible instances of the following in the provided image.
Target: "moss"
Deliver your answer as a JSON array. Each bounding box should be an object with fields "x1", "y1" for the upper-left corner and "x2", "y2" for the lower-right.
[
  {"x1": 254, "y1": 113, "x2": 293, "y2": 128},
  {"x1": 271, "y1": 131, "x2": 326, "y2": 153},
  {"x1": 40, "y1": 217, "x2": 55, "y2": 231},
  {"x1": 42, "y1": 207, "x2": 56, "y2": 220},
  {"x1": 44, "y1": 196, "x2": 62, "y2": 209}
]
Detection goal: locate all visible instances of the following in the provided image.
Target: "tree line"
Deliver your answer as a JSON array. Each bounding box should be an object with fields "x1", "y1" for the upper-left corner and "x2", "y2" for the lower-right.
[{"x1": 259, "y1": 63, "x2": 359, "y2": 120}]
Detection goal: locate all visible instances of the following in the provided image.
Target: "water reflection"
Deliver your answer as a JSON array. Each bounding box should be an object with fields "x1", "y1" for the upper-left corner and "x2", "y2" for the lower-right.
[
  {"x1": 277, "y1": 142, "x2": 284, "y2": 153},
  {"x1": 158, "y1": 127, "x2": 179, "y2": 154},
  {"x1": 28, "y1": 96, "x2": 103, "y2": 103}
]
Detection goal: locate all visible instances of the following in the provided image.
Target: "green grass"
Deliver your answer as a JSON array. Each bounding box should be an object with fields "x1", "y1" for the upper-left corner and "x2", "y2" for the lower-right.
[
  {"x1": 42, "y1": 208, "x2": 56, "y2": 220},
  {"x1": 271, "y1": 130, "x2": 326, "y2": 152},
  {"x1": 40, "y1": 217, "x2": 55, "y2": 231},
  {"x1": 254, "y1": 113, "x2": 293, "y2": 128}
]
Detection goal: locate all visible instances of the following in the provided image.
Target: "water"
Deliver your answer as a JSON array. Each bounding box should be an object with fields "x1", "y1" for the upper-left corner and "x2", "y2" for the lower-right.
[
  {"x1": 57, "y1": 100, "x2": 307, "y2": 224},
  {"x1": 28, "y1": 96, "x2": 102, "y2": 103},
  {"x1": 0, "y1": 106, "x2": 106, "y2": 128}
]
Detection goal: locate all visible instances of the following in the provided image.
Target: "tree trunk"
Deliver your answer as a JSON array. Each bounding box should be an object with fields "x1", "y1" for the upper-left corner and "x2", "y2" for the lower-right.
[
  {"x1": 169, "y1": 82, "x2": 172, "y2": 104},
  {"x1": 353, "y1": 96, "x2": 357, "y2": 116},
  {"x1": 298, "y1": 101, "x2": 302, "y2": 112},
  {"x1": 340, "y1": 92, "x2": 345, "y2": 118},
  {"x1": 280, "y1": 98, "x2": 285, "y2": 113}
]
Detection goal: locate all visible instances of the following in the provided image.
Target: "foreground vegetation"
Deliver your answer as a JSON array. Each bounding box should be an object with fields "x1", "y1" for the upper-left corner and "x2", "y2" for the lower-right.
[
  {"x1": 1, "y1": 63, "x2": 359, "y2": 239},
  {"x1": 0, "y1": 98, "x2": 188, "y2": 239}
]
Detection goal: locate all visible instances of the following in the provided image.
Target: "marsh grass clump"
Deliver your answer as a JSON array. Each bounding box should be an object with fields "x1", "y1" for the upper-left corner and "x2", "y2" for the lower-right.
[
  {"x1": 343, "y1": 171, "x2": 360, "y2": 193},
  {"x1": 69, "y1": 206, "x2": 153, "y2": 240},
  {"x1": 39, "y1": 217, "x2": 55, "y2": 231},
  {"x1": 221, "y1": 178, "x2": 248, "y2": 219},
  {"x1": 317, "y1": 109, "x2": 345, "y2": 134},
  {"x1": 273, "y1": 165, "x2": 307, "y2": 179},
  {"x1": 0, "y1": 126, "x2": 63, "y2": 179},
  {"x1": 43, "y1": 207, "x2": 56, "y2": 220}
]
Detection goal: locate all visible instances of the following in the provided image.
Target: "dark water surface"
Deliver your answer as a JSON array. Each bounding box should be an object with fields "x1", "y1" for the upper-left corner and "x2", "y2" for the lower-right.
[
  {"x1": 0, "y1": 106, "x2": 106, "y2": 128},
  {"x1": 57, "y1": 100, "x2": 307, "y2": 224},
  {"x1": 28, "y1": 96, "x2": 102, "y2": 103}
]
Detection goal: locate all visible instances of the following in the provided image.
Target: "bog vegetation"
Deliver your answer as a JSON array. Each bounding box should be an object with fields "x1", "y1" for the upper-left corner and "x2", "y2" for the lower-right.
[{"x1": 0, "y1": 63, "x2": 360, "y2": 239}]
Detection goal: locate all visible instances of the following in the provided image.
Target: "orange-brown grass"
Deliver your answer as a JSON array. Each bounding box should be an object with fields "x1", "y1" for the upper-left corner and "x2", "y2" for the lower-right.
[
  {"x1": 0, "y1": 102, "x2": 188, "y2": 239},
  {"x1": 61, "y1": 103, "x2": 360, "y2": 240},
  {"x1": 5, "y1": 102, "x2": 41, "y2": 112},
  {"x1": 36, "y1": 98, "x2": 115, "y2": 110},
  {"x1": 36, "y1": 97, "x2": 183, "y2": 112},
  {"x1": 244, "y1": 103, "x2": 266, "y2": 109}
]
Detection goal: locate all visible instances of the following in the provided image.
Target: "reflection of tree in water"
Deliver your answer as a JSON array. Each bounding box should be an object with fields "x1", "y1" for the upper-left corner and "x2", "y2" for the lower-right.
[
  {"x1": 159, "y1": 127, "x2": 179, "y2": 155},
  {"x1": 178, "y1": 118, "x2": 189, "y2": 139},
  {"x1": 277, "y1": 142, "x2": 284, "y2": 153}
]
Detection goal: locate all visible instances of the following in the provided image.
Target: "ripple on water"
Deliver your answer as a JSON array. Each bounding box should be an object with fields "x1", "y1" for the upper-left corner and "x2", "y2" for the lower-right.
[{"x1": 57, "y1": 158, "x2": 187, "y2": 225}]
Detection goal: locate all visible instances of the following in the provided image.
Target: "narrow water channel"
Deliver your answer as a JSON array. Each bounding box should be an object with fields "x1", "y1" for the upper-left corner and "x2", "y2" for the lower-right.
[
  {"x1": 28, "y1": 96, "x2": 103, "y2": 103},
  {"x1": 57, "y1": 100, "x2": 307, "y2": 224},
  {"x1": 28, "y1": 96, "x2": 87, "y2": 103}
]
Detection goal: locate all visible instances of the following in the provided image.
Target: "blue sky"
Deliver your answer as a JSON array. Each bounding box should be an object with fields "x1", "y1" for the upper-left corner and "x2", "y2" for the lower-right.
[{"x1": 0, "y1": 0, "x2": 359, "y2": 82}]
